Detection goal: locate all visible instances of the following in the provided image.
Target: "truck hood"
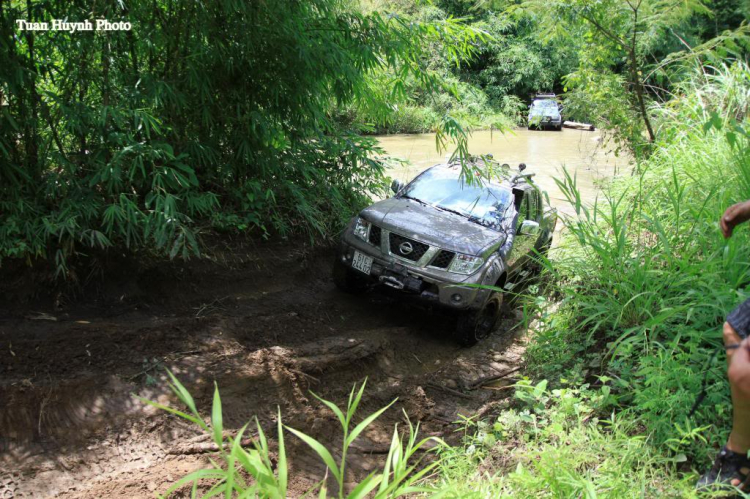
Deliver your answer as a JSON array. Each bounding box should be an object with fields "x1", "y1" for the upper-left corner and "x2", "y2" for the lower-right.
[{"x1": 360, "y1": 198, "x2": 505, "y2": 256}]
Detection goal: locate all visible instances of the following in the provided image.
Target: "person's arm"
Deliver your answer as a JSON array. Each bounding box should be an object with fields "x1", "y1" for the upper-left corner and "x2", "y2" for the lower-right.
[
  {"x1": 729, "y1": 338, "x2": 750, "y2": 399},
  {"x1": 721, "y1": 200, "x2": 750, "y2": 238}
]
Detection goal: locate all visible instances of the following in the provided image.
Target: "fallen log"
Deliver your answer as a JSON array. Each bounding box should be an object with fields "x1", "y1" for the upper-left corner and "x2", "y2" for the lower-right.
[
  {"x1": 468, "y1": 366, "x2": 522, "y2": 390},
  {"x1": 350, "y1": 439, "x2": 439, "y2": 454},
  {"x1": 168, "y1": 437, "x2": 257, "y2": 455},
  {"x1": 425, "y1": 382, "x2": 474, "y2": 400},
  {"x1": 563, "y1": 120, "x2": 595, "y2": 131}
]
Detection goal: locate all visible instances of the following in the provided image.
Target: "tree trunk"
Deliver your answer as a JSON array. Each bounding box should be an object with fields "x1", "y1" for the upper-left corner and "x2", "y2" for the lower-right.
[
  {"x1": 628, "y1": 3, "x2": 655, "y2": 145},
  {"x1": 628, "y1": 50, "x2": 655, "y2": 144}
]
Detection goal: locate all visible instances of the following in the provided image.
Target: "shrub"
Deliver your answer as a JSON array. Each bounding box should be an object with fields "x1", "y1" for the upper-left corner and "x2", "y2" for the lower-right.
[{"x1": 144, "y1": 373, "x2": 445, "y2": 498}]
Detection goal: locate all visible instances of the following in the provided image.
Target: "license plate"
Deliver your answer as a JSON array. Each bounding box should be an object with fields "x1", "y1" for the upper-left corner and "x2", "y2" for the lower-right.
[{"x1": 351, "y1": 251, "x2": 373, "y2": 275}]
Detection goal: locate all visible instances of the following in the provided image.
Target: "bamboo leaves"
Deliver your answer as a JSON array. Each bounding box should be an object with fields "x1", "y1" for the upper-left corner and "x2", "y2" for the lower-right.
[{"x1": 0, "y1": 0, "x2": 483, "y2": 274}]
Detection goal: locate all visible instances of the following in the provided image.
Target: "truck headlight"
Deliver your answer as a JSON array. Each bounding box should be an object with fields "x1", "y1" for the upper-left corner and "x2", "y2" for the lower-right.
[
  {"x1": 448, "y1": 253, "x2": 484, "y2": 275},
  {"x1": 353, "y1": 217, "x2": 370, "y2": 241}
]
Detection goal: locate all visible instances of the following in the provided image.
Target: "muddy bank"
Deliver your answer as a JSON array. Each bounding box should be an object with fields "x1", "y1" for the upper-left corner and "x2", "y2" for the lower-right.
[{"x1": 1, "y1": 241, "x2": 530, "y2": 498}]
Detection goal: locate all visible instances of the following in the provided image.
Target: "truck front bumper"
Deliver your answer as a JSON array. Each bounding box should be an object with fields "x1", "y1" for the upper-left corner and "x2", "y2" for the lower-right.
[{"x1": 337, "y1": 234, "x2": 491, "y2": 311}]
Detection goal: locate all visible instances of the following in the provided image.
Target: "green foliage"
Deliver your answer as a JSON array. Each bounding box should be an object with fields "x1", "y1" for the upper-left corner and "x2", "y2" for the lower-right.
[
  {"x1": 513, "y1": 0, "x2": 749, "y2": 153},
  {"x1": 458, "y1": 8, "x2": 579, "y2": 107},
  {"x1": 338, "y1": 75, "x2": 514, "y2": 134},
  {"x1": 144, "y1": 373, "x2": 445, "y2": 498},
  {"x1": 347, "y1": 1, "x2": 579, "y2": 132},
  {"x1": 435, "y1": 379, "x2": 698, "y2": 497},
  {"x1": 529, "y1": 62, "x2": 750, "y2": 461},
  {"x1": 141, "y1": 373, "x2": 289, "y2": 497},
  {"x1": 0, "y1": 0, "x2": 486, "y2": 274},
  {"x1": 432, "y1": 62, "x2": 750, "y2": 497}
]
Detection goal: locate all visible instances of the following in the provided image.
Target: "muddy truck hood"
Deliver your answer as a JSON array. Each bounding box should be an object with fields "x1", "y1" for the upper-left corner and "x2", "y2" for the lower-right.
[{"x1": 360, "y1": 198, "x2": 505, "y2": 255}]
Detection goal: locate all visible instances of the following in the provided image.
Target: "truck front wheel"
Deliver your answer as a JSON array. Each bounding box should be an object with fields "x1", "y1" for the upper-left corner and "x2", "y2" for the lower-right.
[{"x1": 454, "y1": 292, "x2": 503, "y2": 347}]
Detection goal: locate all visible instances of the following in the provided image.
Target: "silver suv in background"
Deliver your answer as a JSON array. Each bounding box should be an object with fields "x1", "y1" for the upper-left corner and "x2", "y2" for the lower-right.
[
  {"x1": 528, "y1": 93, "x2": 562, "y2": 131},
  {"x1": 333, "y1": 160, "x2": 557, "y2": 346}
]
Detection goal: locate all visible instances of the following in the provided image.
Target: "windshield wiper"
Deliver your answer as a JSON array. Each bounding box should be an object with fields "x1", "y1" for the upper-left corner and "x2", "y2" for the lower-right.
[
  {"x1": 467, "y1": 215, "x2": 494, "y2": 228},
  {"x1": 403, "y1": 196, "x2": 476, "y2": 221},
  {"x1": 401, "y1": 195, "x2": 429, "y2": 206},
  {"x1": 433, "y1": 205, "x2": 470, "y2": 219}
]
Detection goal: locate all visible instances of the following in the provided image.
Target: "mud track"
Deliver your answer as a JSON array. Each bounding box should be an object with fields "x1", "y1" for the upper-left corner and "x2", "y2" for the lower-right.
[{"x1": 1, "y1": 242, "x2": 530, "y2": 498}]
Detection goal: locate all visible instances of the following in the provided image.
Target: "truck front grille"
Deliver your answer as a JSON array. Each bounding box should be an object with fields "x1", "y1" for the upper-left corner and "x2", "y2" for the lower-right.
[
  {"x1": 388, "y1": 233, "x2": 429, "y2": 262},
  {"x1": 430, "y1": 250, "x2": 455, "y2": 269},
  {"x1": 369, "y1": 225, "x2": 382, "y2": 246}
]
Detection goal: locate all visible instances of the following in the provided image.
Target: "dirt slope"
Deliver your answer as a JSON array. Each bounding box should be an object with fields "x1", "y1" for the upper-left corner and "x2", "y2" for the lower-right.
[{"x1": 0, "y1": 241, "x2": 529, "y2": 498}]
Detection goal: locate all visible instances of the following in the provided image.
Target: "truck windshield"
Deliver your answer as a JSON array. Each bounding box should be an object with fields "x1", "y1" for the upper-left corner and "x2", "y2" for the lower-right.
[
  {"x1": 400, "y1": 167, "x2": 513, "y2": 230},
  {"x1": 532, "y1": 99, "x2": 558, "y2": 109}
]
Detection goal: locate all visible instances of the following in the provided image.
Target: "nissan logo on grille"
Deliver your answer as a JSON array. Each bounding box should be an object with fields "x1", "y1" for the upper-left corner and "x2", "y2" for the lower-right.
[{"x1": 398, "y1": 242, "x2": 413, "y2": 255}]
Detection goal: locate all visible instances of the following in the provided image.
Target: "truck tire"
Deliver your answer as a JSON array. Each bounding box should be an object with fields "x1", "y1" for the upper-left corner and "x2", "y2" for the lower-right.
[
  {"x1": 454, "y1": 292, "x2": 503, "y2": 347},
  {"x1": 531, "y1": 236, "x2": 553, "y2": 274},
  {"x1": 537, "y1": 235, "x2": 552, "y2": 257},
  {"x1": 332, "y1": 258, "x2": 369, "y2": 293}
]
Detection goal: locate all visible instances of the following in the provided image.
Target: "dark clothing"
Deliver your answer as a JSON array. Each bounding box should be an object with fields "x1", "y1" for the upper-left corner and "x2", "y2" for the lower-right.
[{"x1": 727, "y1": 298, "x2": 750, "y2": 339}]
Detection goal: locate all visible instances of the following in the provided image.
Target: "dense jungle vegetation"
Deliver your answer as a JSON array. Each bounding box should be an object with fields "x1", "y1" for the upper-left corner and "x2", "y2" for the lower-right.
[
  {"x1": 1, "y1": 0, "x2": 486, "y2": 274},
  {"x1": 3, "y1": 0, "x2": 750, "y2": 496}
]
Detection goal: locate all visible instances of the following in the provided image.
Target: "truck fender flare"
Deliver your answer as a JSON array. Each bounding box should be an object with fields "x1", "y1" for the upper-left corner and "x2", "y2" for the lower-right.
[{"x1": 481, "y1": 256, "x2": 507, "y2": 290}]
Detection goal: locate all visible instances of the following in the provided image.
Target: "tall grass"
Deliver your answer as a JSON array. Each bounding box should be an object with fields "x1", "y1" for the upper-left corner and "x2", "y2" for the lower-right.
[
  {"x1": 434, "y1": 62, "x2": 750, "y2": 497},
  {"x1": 531, "y1": 63, "x2": 750, "y2": 456}
]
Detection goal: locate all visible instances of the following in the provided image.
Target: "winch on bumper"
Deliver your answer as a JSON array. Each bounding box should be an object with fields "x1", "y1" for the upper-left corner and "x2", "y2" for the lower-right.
[{"x1": 336, "y1": 232, "x2": 492, "y2": 311}]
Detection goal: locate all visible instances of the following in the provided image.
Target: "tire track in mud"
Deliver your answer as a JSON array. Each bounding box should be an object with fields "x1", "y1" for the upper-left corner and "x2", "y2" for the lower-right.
[{"x1": 0, "y1": 246, "x2": 530, "y2": 498}]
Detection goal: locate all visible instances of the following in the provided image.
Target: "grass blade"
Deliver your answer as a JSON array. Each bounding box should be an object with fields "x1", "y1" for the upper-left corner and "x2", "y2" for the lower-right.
[
  {"x1": 212, "y1": 382, "x2": 223, "y2": 447},
  {"x1": 285, "y1": 426, "x2": 342, "y2": 482},
  {"x1": 277, "y1": 408, "x2": 288, "y2": 497},
  {"x1": 346, "y1": 399, "x2": 397, "y2": 447}
]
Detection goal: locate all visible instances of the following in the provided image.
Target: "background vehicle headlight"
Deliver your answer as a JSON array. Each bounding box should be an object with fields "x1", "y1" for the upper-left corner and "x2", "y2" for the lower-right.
[
  {"x1": 448, "y1": 253, "x2": 484, "y2": 275},
  {"x1": 353, "y1": 217, "x2": 370, "y2": 241}
]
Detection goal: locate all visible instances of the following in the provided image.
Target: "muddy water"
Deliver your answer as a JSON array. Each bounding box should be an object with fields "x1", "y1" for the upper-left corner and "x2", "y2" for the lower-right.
[{"x1": 377, "y1": 128, "x2": 628, "y2": 216}]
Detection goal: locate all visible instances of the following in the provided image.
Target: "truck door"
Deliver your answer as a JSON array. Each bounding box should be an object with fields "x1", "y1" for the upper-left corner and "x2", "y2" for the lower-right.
[{"x1": 507, "y1": 189, "x2": 535, "y2": 270}]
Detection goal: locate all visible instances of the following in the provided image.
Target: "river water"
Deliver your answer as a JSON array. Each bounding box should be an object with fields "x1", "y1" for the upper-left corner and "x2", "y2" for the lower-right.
[{"x1": 377, "y1": 128, "x2": 628, "y2": 217}]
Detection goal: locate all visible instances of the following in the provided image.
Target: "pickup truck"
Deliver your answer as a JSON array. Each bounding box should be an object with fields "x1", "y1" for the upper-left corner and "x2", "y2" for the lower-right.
[
  {"x1": 333, "y1": 160, "x2": 557, "y2": 346},
  {"x1": 528, "y1": 93, "x2": 563, "y2": 131}
]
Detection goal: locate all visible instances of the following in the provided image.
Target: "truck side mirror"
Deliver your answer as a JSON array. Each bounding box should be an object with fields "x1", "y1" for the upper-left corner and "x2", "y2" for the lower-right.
[
  {"x1": 390, "y1": 179, "x2": 403, "y2": 195},
  {"x1": 519, "y1": 220, "x2": 540, "y2": 236}
]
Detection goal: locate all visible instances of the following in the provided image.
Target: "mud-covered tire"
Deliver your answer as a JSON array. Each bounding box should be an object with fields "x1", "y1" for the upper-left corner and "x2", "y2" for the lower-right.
[
  {"x1": 332, "y1": 258, "x2": 369, "y2": 293},
  {"x1": 454, "y1": 292, "x2": 503, "y2": 347}
]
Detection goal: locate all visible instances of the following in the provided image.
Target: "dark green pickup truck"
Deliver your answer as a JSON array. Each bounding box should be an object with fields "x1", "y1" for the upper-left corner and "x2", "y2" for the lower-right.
[{"x1": 333, "y1": 160, "x2": 557, "y2": 346}]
